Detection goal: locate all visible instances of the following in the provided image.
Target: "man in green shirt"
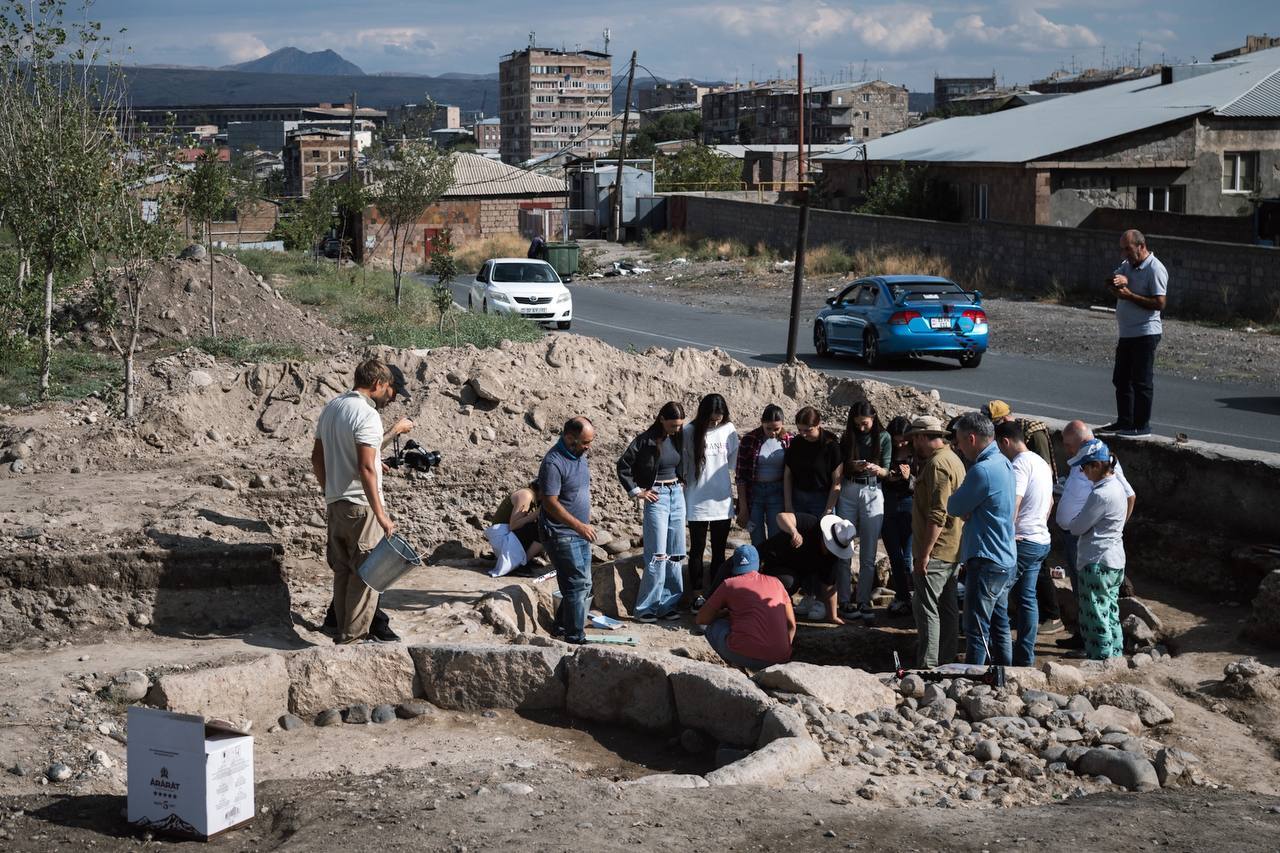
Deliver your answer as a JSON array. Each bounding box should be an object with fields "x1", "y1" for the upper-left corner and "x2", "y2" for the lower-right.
[{"x1": 908, "y1": 415, "x2": 967, "y2": 668}]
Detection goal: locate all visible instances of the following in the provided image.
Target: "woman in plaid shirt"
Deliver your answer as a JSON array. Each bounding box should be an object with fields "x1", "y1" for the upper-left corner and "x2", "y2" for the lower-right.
[{"x1": 734, "y1": 404, "x2": 793, "y2": 546}]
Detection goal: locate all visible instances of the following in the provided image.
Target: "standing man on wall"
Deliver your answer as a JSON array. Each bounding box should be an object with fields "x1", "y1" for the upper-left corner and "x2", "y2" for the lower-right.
[
  {"x1": 540, "y1": 417, "x2": 597, "y2": 644},
  {"x1": 1101, "y1": 229, "x2": 1168, "y2": 437},
  {"x1": 312, "y1": 358, "x2": 414, "y2": 644}
]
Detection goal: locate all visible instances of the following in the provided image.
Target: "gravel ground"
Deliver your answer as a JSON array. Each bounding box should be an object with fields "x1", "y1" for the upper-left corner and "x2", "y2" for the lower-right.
[{"x1": 580, "y1": 244, "x2": 1280, "y2": 388}]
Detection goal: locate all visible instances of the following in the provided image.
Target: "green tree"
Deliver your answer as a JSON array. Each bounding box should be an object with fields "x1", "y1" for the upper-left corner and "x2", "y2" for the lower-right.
[
  {"x1": 657, "y1": 144, "x2": 742, "y2": 191},
  {"x1": 369, "y1": 140, "x2": 454, "y2": 307},
  {"x1": 0, "y1": 0, "x2": 123, "y2": 399},
  {"x1": 858, "y1": 162, "x2": 961, "y2": 221},
  {"x1": 427, "y1": 228, "x2": 456, "y2": 333},
  {"x1": 627, "y1": 111, "x2": 702, "y2": 159},
  {"x1": 184, "y1": 147, "x2": 232, "y2": 337}
]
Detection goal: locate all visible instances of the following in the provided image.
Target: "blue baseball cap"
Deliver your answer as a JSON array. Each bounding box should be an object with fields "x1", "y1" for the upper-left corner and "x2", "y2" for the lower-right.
[
  {"x1": 728, "y1": 544, "x2": 760, "y2": 576},
  {"x1": 1069, "y1": 438, "x2": 1111, "y2": 467}
]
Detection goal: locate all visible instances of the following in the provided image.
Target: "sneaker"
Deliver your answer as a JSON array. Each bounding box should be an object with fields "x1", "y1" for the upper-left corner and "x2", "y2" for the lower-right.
[
  {"x1": 1119, "y1": 426, "x2": 1152, "y2": 437},
  {"x1": 807, "y1": 602, "x2": 829, "y2": 620},
  {"x1": 661, "y1": 610, "x2": 683, "y2": 621},
  {"x1": 1095, "y1": 422, "x2": 1126, "y2": 434},
  {"x1": 690, "y1": 624, "x2": 706, "y2": 636},
  {"x1": 798, "y1": 595, "x2": 818, "y2": 614},
  {"x1": 1064, "y1": 649, "x2": 1088, "y2": 660},
  {"x1": 691, "y1": 595, "x2": 706, "y2": 612},
  {"x1": 1054, "y1": 634, "x2": 1084, "y2": 649},
  {"x1": 887, "y1": 600, "x2": 911, "y2": 617},
  {"x1": 858, "y1": 604, "x2": 876, "y2": 625},
  {"x1": 839, "y1": 603, "x2": 860, "y2": 619},
  {"x1": 635, "y1": 613, "x2": 659, "y2": 624},
  {"x1": 369, "y1": 623, "x2": 401, "y2": 643},
  {"x1": 1039, "y1": 618, "x2": 1066, "y2": 635}
]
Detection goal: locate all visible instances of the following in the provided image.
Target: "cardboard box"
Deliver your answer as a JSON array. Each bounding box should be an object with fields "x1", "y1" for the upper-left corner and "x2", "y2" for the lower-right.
[{"x1": 127, "y1": 707, "x2": 254, "y2": 840}]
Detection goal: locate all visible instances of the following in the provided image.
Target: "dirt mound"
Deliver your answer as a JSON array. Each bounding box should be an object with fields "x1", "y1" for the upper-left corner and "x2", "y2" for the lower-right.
[{"x1": 64, "y1": 254, "x2": 345, "y2": 355}]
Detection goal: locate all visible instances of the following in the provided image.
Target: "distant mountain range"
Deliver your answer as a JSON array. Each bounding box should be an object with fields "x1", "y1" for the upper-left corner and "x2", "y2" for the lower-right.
[{"x1": 222, "y1": 47, "x2": 365, "y2": 76}]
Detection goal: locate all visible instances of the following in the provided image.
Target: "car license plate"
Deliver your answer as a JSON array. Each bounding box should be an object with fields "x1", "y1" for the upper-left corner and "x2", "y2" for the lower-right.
[{"x1": 929, "y1": 318, "x2": 951, "y2": 329}]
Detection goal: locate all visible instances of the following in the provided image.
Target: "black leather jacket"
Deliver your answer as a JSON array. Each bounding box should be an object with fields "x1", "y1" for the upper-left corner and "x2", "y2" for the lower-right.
[{"x1": 617, "y1": 425, "x2": 684, "y2": 496}]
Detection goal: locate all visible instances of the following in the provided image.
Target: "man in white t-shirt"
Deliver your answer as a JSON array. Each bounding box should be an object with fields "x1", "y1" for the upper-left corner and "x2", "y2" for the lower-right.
[
  {"x1": 312, "y1": 358, "x2": 413, "y2": 643},
  {"x1": 996, "y1": 420, "x2": 1053, "y2": 666},
  {"x1": 1053, "y1": 419, "x2": 1135, "y2": 650}
]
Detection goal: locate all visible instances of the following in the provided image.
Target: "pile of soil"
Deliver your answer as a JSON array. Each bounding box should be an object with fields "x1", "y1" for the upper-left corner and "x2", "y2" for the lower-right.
[{"x1": 63, "y1": 254, "x2": 346, "y2": 356}]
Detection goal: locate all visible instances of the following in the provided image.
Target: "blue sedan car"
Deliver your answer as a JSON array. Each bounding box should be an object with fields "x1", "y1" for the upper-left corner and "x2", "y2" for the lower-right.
[{"x1": 813, "y1": 275, "x2": 988, "y2": 368}]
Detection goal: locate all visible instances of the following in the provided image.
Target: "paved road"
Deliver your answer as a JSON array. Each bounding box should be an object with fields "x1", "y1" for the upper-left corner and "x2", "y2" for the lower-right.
[{"x1": 446, "y1": 279, "x2": 1280, "y2": 453}]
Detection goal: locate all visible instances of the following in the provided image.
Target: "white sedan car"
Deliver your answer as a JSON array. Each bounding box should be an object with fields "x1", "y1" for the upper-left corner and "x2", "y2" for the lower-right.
[{"x1": 467, "y1": 258, "x2": 573, "y2": 330}]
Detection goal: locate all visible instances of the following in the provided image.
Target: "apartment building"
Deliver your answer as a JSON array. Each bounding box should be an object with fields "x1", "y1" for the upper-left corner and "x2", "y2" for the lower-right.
[
  {"x1": 283, "y1": 129, "x2": 354, "y2": 197},
  {"x1": 702, "y1": 80, "x2": 909, "y2": 145},
  {"x1": 498, "y1": 47, "x2": 613, "y2": 165},
  {"x1": 473, "y1": 117, "x2": 502, "y2": 149},
  {"x1": 637, "y1": 80, "x2": 719, "y2": 110},
  {"x1": 933, "y1": 76, "x2": 996, "y2": 110}
]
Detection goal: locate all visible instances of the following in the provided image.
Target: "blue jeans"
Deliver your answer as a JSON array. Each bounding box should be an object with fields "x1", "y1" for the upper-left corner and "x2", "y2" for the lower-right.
[
  {"x1": 635, "y1": 484, "x2": 686, "y2": 618},
  {"x1": 1010, "y1": 539, "x2": 1050, "y2": 666},
  {"x1": 880, "y1": 494, "x2": 913, "y2": 603},
  {"x1": 748, "y1": 480, "x2": 785, "y2": 546},
  {"x1": 790, "y1": 488, "x2": 828, "y2": 518},
  {"x1": 548, "y1": 535, "x2": 592, "y2": 642},
  {"x1": 705, "y1": 618, "x2": 775, "y2": 670},
  {"x1": 835, "y1": 480, "x2": 883, "y2": 606},
  {"x1": 963, "y1": 557, "x2": 1015, "y2": 666}
]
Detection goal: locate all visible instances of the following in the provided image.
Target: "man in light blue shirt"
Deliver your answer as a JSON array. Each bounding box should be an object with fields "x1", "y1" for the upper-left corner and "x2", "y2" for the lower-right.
[
  {"x1": 1101, "y1": 229, "x2": 1168, "y2": 437},
  {"x1": 947, "y1": 412, "x2": 1017, "y2": 666}
]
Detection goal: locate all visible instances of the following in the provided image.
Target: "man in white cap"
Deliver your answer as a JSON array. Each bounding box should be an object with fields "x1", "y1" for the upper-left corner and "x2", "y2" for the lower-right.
[
  {"x1": 697, "y1": 544, "x2": 796, "y2": 669},
  {"x1": 754, "y1": 511, "x2": 854, "y2": 626},
  {"x1": 906, "y1": 415, "x2": 967, "y2": 668}
]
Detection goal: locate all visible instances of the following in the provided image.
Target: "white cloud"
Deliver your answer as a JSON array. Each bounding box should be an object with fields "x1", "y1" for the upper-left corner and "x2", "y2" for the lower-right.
[
  {"x1": 955, "y1": 9, "x2": 1100, "y2": 50},
  {"x1": 350, "y1": 27, "x2": 439, "y2": 57},
  {"x1": 695, "y1": 2, "x2": 948, "y2": 55},
  {"x1": 209, "y1": 32, "x2": 270, "y2": 64}
]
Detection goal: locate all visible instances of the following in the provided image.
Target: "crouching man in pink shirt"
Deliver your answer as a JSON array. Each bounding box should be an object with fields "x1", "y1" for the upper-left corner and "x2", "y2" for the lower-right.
[{"x1": 695, "y1": 544, "x2": 796, "y2": 670}]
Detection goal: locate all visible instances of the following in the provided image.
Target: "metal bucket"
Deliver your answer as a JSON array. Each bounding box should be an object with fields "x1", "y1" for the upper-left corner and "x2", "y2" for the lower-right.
[{"x1": 357, "y1": 533, "x2": 423, "y2": 593}]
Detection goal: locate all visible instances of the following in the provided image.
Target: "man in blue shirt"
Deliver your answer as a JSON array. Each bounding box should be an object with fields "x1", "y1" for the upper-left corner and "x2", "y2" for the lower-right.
[
  {"x1": 1101, "y1": 229, "x2": 1168, "y2": 437},
  {"x1": 947, "y1": 412, "x2": 1017, "y2": 666},
  {"x1": 538, "y1": 416, "x2": 597, "y2": 644}
]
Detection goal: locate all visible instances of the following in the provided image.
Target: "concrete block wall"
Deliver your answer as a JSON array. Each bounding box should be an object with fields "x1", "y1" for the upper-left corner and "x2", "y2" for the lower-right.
[{"x1": 667, "y1": 195, "x2": 1280, "y2": 319}]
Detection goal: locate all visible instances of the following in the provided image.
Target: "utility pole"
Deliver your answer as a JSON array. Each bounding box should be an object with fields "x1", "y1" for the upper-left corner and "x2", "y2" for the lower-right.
[
  {"x1": 785, "y1": 190, "x2": 810, "y2": 364},
  {"x1": 796, "y1": 52, "x2": 805, "y2": 187},
  {"x1": 612, "y1": 50, "x2": 637, "y2": 243},
  {"x1": 347, "y1": 92, "x2": 357, "y2": 183}
]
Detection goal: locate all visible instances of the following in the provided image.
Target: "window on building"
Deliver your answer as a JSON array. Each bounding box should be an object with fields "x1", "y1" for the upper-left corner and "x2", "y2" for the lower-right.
[
  {"x1": 836, "y1": 96, "x2": 843, "y2": 105},
  {"x1": 973, "y1": 184, "x2": 989, "y2": 221},
  {"x1": 862, "y1": 93, "x2": 870, "y2": 103},
  {"x1": 1222, "y1": 151, "x2": 1259, "y2": 193},
  {"x1": 1137, "y1": 185, "x2": 1186, "y2": 213}
]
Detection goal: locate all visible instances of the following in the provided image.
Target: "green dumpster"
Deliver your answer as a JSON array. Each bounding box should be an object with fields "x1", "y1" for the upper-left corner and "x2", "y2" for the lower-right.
[{"x1": 542, "y1": 242, "x2": 581, "y2": 279}]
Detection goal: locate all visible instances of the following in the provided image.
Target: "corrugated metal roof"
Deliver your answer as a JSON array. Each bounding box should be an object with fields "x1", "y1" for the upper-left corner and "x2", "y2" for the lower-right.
[
  {"x1": 712, "y1": 144, "x2": 847, "y2": 158},
  {"x1": 817, "y1": 46, "x2": 1280, "y2": 165},
  {"x1": 1217, "y1": 67, "x2": 1280, "y2": 116},
  {"x1": 444, "y1": 153, "x2": 566, "y2": 197}
]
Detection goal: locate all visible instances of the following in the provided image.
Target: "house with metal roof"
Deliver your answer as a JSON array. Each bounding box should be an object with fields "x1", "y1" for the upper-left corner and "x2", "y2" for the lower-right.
[
  {"x1": 357, "y1": 153, "x2": 566, "y2": 264},
  {"x1": 815, "y1": 46, "x2": 1280, "y2": 230}
]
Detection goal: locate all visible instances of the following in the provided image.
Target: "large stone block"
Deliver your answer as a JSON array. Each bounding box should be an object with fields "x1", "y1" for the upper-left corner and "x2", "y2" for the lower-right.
[
  {"x1": 1075, "y1": 747, "x2": 1159, "y2": 791},
  {"x1": 591, "y1": 557, "x2": 643, "y2": 618},
  {"x1": 757, "y1": 704, "x2": 809, "y2": 748},
  {"x1": 564, "y1": 646, "x2": 677, "y2": 731},
  {"x1": 477, "y1": 584, "x2": 555, "y2": 636},
  {"x1": 704, "y1": 737, "x2": 824, "y2": 786},
  {"x1": 670, "y1": 660, "x2": 772, "y2": 747},
  {"x1": 151, "y1": 654, "x2": 290, "y2": 728},
  {"x1": 1084, "y1": 683, "x2": 1175, "y2": 727},
  {"x1": 752, "y1": 662, "x2": 896, "y2": 715},
  {"x1": 286, "y1": 644, "x2": 417, "y2": 717},
  {"x1": 410, "y1": 644, "x2": 566, "y2": 711}
]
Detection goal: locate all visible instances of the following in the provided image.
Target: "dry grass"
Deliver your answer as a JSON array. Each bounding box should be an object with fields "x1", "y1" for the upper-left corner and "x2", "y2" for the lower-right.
[
  {"x1": 644, "y1": 232, "x2": 780, "y2": 264},
  {"x1": 846, "y1": 246, "x2": 953, "y2": 279},
  {"x1": 455, "y1": 234, "x2": 530, "y2": 274},
  {"x1": 805, "y1": 244, "x2": 856, "y2": 276}
]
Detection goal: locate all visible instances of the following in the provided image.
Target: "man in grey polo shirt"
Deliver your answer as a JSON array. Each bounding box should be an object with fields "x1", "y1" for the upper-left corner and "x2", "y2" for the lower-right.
[{"x1": 1101, "y1": 229, "x2": 1168, "y2": 437}]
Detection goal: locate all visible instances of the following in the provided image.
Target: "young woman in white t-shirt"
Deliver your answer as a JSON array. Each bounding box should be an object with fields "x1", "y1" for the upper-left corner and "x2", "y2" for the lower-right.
[{"x1": 683, "y1": 393, "x2": 738, "y2": 607}]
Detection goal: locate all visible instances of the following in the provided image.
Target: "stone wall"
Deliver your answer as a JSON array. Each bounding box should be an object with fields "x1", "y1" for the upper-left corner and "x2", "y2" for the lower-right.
[{"x1": 665, "y1": 194, "x2": 1280, "y2": 319}]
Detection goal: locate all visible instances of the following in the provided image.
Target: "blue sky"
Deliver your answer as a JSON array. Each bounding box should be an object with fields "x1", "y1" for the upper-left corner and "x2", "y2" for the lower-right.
[{"x1": 96, "y1": 1, "x2": 1277, "y2": 90}]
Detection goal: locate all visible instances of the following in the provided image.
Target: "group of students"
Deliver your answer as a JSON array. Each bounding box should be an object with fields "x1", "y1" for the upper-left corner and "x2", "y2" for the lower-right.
[{"x1": 614, "y1": 395, "x2": 1135, "y2": 672}]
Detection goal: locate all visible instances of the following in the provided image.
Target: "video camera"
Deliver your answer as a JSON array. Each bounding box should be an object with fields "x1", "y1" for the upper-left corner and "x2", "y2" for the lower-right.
[{"x1": 386, "y1": 436, "x2": 441, "y2": 473}]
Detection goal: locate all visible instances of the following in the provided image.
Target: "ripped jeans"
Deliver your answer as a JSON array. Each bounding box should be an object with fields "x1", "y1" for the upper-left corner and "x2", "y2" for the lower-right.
[{"x1": 635, "y1": 483, "x2": 687, "y2": 618}]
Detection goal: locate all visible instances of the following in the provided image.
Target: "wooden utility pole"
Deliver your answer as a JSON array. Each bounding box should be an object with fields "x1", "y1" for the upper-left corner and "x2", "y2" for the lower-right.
[
  {"x1": 796, "y1": 52, "x2": 805, "y2": 188},
  {"x1": 612, "y1": 50, "x2": 637, "y2": 243},
  {"x1": 784, "y1": 190, "x2": 810, "y2": 364}
]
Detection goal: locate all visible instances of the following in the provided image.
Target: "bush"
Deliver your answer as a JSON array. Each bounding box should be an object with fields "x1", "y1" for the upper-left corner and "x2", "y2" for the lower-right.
[{"x1": 191, "y1": 336, "x2": 307, "y2": 362}]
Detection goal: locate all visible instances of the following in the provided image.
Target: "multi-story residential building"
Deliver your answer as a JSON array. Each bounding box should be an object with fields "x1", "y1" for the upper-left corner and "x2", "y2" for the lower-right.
[
  {"x1": 283, "y1": 129, "x2": 355, "y2": 197},
  {"x1": 473, "y1": 117, "x2": 502, "y2": 150},
  {"x1": 498, "y1": 46, "x2": 613, "y2": 164},
  {"x1": 637, "y1": 80, "x2": 719, "y2": 110},
  {"x1": 127, "y1": 102, "x2": 385, "y2": 138},
  {"x1": 702, "y1": 80, "x2": 909, "y2": 145},
  {"x1": 933, "y1": 76, "x2": 996, "y2": 110}
]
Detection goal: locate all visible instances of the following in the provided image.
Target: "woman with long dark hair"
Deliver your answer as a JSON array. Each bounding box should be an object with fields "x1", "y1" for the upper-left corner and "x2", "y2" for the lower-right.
[
  {"x1": 880, "y1": 415, "x2": 916, "y2": 617},
  {"x1": 735, "y1": 404, "x2": 792, "y2": 546},
  {"x1": 683, "y1": 393, "x2": 738, "y2": 606},
  {"x1": 617, "y1": 401, "x2": 688, "y2": 623},
  {"x1": 834, "y1": 400, "x2": 891, "y2": 623},
  {"x1": 783, "y1": 406, "x2": 842, "y2": 518}
]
